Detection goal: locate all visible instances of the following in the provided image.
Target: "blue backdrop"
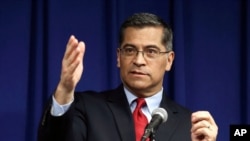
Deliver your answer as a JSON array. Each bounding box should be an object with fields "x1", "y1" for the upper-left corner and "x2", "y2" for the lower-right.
[{"x1": 0, "y1": 0, "x2": 249, "y2": 141}]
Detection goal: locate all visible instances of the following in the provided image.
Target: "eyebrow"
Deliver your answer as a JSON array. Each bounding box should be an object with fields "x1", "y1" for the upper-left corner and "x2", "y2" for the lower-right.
[
  {"x1": 122, "y1": 43, "x2": 160, "y2": 49},
  {"x1": 122, "y1": 43, "x2": 136, "y2": 48}
]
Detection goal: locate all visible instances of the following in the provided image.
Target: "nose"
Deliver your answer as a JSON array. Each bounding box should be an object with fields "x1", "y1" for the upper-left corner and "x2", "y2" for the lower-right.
[
  {"x1": 133, "y1": 51, "x2": 146, "y2": 66},
  {"x1": 136, "y1": 51, "x2": 145, "y2": 57}
]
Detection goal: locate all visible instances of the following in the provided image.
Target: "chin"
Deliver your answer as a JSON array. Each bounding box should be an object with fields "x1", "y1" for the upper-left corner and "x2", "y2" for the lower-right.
[{"x1": 126, "y1": 82, "x2": 149, "y2": 90}]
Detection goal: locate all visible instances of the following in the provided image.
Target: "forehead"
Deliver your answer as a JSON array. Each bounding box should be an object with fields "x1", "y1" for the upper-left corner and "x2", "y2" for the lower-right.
[{"x1": 122, "y1": 27, "x2": 164, "y2": 48}]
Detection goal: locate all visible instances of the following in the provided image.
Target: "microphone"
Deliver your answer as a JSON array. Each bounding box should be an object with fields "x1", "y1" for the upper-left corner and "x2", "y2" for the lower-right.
[{"x1": 141, "y1": 108, "x2": 168, "y2": 141}]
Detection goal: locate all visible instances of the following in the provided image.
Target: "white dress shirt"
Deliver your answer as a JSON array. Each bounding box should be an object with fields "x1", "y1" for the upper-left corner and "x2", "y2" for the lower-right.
[{"x1": 123, "y1": 87, "x2": 163, "y2": 122}]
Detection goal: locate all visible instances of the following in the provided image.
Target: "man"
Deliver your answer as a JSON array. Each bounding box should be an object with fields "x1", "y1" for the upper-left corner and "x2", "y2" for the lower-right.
[{"x1": 38, "y1": 13, "x2": 218, "y2": 141}]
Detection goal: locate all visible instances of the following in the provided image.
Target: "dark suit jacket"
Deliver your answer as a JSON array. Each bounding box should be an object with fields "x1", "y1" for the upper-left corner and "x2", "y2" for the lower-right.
[{"x1": 38, "y1": 84, "x2": 192, "y2": 141}]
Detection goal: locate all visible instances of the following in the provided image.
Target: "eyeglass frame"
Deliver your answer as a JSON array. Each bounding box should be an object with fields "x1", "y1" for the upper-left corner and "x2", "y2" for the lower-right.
[{"x1": 117, "y1": 46, "x2": 172, "y2": 59}]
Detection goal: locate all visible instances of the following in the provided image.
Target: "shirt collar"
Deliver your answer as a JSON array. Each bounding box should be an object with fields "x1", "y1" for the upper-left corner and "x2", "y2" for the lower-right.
[{"x1": 124, "y1": 86, "x2": 163, "y2": 114}]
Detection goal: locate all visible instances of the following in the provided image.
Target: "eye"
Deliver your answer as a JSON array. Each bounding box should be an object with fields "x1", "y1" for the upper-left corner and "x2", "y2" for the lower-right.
[
  {"x1": 124, "y1": 47, "x2": 136, "y2": 54},
  {"x1": 145, "y1": 48, "x2": 159, "y2": 55}
]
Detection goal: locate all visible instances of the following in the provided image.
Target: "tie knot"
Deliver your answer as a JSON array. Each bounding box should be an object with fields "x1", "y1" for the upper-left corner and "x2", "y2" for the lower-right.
[{"x1": 135, "y1": 98, "x2": 146, "y2": 109}]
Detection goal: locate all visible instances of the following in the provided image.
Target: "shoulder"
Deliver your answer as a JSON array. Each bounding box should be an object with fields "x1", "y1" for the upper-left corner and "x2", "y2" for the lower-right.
[
  {"x1": 73, "y1": 85, "x2": 125, "y2": 104},
  {"x1": 161, "y1": 94, "x2": 192, "y2": 118},
  {"x1": 74, "y1": 87, "x2": 121, "y2": 99}
]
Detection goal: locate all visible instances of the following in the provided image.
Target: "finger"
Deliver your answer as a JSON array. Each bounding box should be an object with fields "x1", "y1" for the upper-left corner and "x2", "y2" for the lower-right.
[
  {"x1": 69, "y1": 41, "x2": 85, "y2": 73},
  {"x1": 78, "y1": 41, "x2": 86, "y2": 63},
  {"x1": 64, "y1": 35, "x2": 79, "y2": 61},
  {"x1": 64, "y1": 41, "x2": 85, "y2": 75},
  {"x1": 191, "y1": 119, "x2": 211, "y2": 132},
  {"x1": 191, "y1": 127, "x2": 210, "y2": 140},
  {"x1": 60, "y1": 41, "x2": 85, "y2": 91},
  {"x1": 191, "y1": 111, "x2": 218, "y2": 141},
  {"x1": 63, "y1": 36, "x2": 83, "y2": 68},
  {"x1": 191, "y1": 120, "x2": 212, "y2": 141},
  {"x1": 67, "y1": 43, "x2": 81, "y2": 66},
  {"x1": 192, "y1": 111, "x2": 216, "y2": 125}
]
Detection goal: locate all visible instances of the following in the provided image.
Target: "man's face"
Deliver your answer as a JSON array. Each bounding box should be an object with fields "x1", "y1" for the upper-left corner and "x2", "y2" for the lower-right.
[{"x1": 117, "y1": 26, "x2": 174, "y2": 97}]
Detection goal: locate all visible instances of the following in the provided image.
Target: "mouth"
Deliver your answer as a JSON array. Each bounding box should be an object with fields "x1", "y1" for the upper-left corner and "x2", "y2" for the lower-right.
[{"x1": 130, "y1": 70, "x2": 148, "y2": 76}]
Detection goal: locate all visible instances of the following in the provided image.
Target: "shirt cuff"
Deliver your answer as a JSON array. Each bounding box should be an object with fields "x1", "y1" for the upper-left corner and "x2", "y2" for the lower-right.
[{"x1": 51, "y1": 95, "x2": 74, "y2": 116}]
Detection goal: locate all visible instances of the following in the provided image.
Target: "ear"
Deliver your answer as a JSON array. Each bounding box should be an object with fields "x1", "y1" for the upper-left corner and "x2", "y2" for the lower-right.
[
  {"x1": 165, "y1": 51, "x2": 175, "y2": 71},
  {"x1": 117, "y1": 48, "x2": 121, "y2": 68}
]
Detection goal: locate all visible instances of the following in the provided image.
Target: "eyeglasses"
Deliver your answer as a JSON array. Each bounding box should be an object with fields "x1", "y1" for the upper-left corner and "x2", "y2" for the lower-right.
[{"x1": 118, "y1": 46, "x2": 171, "y2": 59}]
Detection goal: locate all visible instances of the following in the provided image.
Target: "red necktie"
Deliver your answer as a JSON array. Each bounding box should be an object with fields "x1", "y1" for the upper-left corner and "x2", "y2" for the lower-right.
[{"x1": 133, "y1": 98, "x2": 148, "y2": 141}]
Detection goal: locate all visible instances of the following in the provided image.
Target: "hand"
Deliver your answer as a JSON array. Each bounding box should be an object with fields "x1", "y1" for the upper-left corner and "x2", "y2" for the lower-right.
[
  {"x1": 55, "y1": 35, "x2": 86, "y2": 104},
  {"x1": 191, "y1": 111, "x2": 218, "y2": 141}
]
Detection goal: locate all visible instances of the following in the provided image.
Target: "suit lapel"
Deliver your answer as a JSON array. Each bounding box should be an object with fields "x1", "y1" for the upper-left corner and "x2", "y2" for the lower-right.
[
  {"x1": 106, "y1": 85, "x2": 136, "y2": 141},
  {"x1": 154, "y1": 92, "x2": 179, "y2": 141},
  {"x1": 105, "y1": 86, "x2": 184, "y2": 141}
]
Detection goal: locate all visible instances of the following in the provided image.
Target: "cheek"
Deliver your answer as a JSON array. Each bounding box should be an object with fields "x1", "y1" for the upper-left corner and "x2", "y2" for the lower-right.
[
  {"x1": 119, "y1": 60, "x2": 128, "y2": 70},
  {"x1": 117, "y1": 59, "x2": 127, "y2": 71},
  {"x1": 151, "y1": 61, "x2": 167, "y2": 74},
  {"x1": 119, "y1": 60, "x2": 133, "y2": 77},
  {"x1": 160, "y1": 58, "x2": 169, "y2": 71},
  {"x1": 157, "y1": 65, "x2": 167, "y2": 74},
  {"x1": 153, "y1": 59, "x2": 167, "y2": 69}
]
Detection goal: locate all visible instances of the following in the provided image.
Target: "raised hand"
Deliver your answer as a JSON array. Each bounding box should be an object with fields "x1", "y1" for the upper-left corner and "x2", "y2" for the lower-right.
[{"x1": 54, "y1": 35, "x2": 86, "y2": 104}]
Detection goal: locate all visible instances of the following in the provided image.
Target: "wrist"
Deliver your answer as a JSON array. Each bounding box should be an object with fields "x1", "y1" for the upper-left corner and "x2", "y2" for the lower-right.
[{"x1": 54, "y1": 84, "x2": 74, "y2": 104}]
